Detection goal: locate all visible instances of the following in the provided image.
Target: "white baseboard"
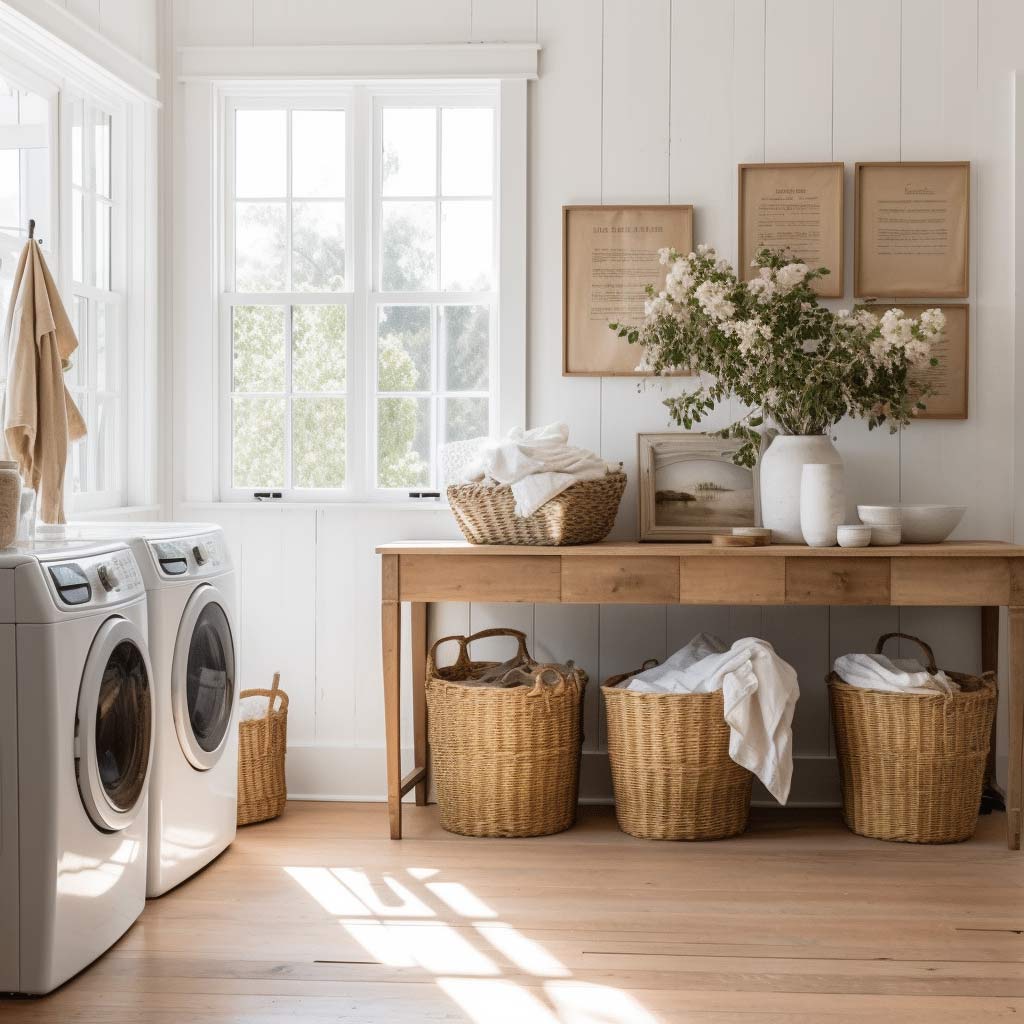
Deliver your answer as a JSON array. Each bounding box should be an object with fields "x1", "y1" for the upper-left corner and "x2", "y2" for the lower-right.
[{"x1": 285, "y1": 744, "x2": 844, "y2": 807}]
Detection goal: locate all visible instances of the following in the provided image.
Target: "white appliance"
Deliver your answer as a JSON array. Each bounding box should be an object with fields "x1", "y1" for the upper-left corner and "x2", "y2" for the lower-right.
[
  {"x1": 0, "y1": 541, "x2": 154, "y2": 995},
  {"x1": 66, "y1": 523, "x2": 238, "y2": 897}
]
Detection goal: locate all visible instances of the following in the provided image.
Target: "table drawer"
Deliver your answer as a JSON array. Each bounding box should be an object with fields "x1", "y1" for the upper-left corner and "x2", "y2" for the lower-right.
[
  {"x1": 399, "y1": 554, "x2": 560, "y2": 602},
  {"x1": 679, "y1": 557, "x2": 785, "y2": 604},
  {"x1": 562, "y1": 557, "x2": 679, "y2": 603},
  {"x1": 891, "y1": 557, "x2": 1011, "y2": 605},
  {"x1": 786, "y1": 558, "x2": 890, "y2": 605}
]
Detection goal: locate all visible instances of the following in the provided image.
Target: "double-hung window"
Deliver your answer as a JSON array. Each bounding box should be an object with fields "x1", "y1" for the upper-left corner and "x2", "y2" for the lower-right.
[{"x1": 222, "y1": 85, "x2": 499, "y2": 500}]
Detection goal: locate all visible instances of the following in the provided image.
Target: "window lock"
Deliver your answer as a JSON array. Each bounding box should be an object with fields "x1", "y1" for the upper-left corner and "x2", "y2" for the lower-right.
[
  {"x1": 408, "y1": 491, "x2": 441, "y2": 499},
  {"x1": 253, "y1": 491, "x2": 283, "y2": 501}
]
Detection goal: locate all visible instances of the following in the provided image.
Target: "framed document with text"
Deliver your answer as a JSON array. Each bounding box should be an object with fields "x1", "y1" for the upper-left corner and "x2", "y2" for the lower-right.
[
  {"x1": 866, "y1": 302, "x2": 969, "y2": 420},
  {"x1": 855, "y1": 162, "x2": 970, "y2": 298},
  {"x1": 562, "y1": 204, "x2": 693, "y2": 376},
  {"x1": 738, "y1": 162, "x2": 844, "y2": 297}
]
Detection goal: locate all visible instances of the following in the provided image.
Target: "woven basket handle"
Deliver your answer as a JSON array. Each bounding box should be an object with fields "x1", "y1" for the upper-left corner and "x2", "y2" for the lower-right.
[
  {"x1": 875, "y1": 632, "x2": 938, "y2": 673},
  {"x1": 426, "y1": 628, "x2": 531, "y2": 678},
  {"x1": 639, "y1": 658, "x2": 660, "y2": 671}
]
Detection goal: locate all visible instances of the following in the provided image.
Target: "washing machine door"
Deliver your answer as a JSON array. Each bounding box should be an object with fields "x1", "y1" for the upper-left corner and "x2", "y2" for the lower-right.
[
  {"x1": 171, "y1": 583, "x2": 236, "y2": 770},
  {"x1": 76, "y1": 616, "x2": 155, "y2": 832}
]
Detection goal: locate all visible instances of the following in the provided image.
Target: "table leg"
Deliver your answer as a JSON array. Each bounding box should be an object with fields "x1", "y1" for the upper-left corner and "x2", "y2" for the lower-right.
[
  {"x1": 981, "y1": 606, "x2": 1000, "y2": 793},
  {"x1": 411, "y1": 602, "x2": 428, "y2": 806},
  {"x1": 1008, "y1": 606, "x2": 1024, "y2": 850},
  {"x1": 382, "y1": 556, "x2": 402, "y2": 839}
]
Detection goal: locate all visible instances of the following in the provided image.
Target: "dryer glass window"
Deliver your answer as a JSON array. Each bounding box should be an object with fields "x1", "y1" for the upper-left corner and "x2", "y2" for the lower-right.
[
  {"x1": 186, "y1": 603, "x2": 234, "y2": 752},
  {"x1": 95, "y1": 639, "x2": 152, "y2": 812}
]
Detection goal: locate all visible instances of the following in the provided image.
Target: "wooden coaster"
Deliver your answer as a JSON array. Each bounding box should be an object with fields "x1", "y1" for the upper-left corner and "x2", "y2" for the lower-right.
[{"x1": 712, "y1": 533, "x2": 769, "y2": 548}]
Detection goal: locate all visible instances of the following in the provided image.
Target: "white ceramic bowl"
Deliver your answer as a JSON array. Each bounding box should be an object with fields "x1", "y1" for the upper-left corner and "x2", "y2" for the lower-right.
[
  {"x1": 857, "y1": 505, "x2": 903, "y2": 527},
  {"x1": 870, "y1": 524, "x2": 902, "y2": 546},
  {"x1": 837, "y1": 525, "x2": 872, "y2": 548},
  {"x1": 898, "y1": 505, "x2": 966, "y2": 544}
]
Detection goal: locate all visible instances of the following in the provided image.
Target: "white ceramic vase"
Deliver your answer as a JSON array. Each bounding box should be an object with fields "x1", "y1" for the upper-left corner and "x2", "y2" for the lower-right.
[
  {"x1": 759, "y1": 434, "x2": 843, "y2": 545},
  {"x1": 799, "y1": 463, "x2": 845, "y2": 547}
]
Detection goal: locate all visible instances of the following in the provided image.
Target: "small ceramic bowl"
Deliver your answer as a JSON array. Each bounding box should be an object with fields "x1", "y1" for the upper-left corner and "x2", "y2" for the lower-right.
[
  {"x1": 857, "y1": 505, "x2": 902, "y2": 527},
  {"x1": 837, "y1": 524, "x2": 872, "y2": 548},
  {"x1": 870, "y1": 524, "x2": 902, "y2": 546},
  {"x1": 899, "y1": 505, "x2": 966, "y2": 544}
]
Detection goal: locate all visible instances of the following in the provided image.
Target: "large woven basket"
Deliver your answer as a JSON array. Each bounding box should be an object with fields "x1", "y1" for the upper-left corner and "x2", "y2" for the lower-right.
[
  {"x1": 602, "y1": 663, "x2": 753, "y2": 841},
  {"x1": 828, "y1": 633, "x2": 997, "y2": 844},
  {"x1": 237, "y1": 672, "x2": 289, "y2": 827},
  {"x1": 447, "y1": 470, "x2": 626, "y2": 545},
  {"x1": 426, "y1": 628, "x2": 587, "y2": 837}
]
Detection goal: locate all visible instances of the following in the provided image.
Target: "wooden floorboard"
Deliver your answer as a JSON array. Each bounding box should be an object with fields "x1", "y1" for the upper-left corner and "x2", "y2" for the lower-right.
[{"x1": 2, "y1": 803, "x2": 1023, "y2": 1023}]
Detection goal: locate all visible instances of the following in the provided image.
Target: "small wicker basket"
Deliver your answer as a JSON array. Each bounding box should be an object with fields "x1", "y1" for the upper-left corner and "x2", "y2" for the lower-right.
[
  {"x1": 447, "y1": 470, "x2": 626, "y2": 546},
  {"x1": 828, "y1": 633, "x2": 997, "y2": 844},
  {"x1": 237, "y1": 672, "x2": 289, "y2": 827},
  {"x1": 602, "y1": 663, "x2": 753, "y2": 841},
  {"x1": 426, "y1": 628, "x2": 587, "y2": 838}
]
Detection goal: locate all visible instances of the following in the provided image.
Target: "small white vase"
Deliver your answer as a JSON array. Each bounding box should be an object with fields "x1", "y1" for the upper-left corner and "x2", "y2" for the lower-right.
[
  {"x1": 759, "y1": 434, "x2": 843, "y2": 545},
  {"x1": 800, "y1": 463, "x2": 845, "y2": 547}
]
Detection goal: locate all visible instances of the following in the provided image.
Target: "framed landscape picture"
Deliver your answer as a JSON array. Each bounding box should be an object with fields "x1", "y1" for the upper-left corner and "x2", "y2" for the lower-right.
[
  {"x1": 562, "y1": 204, "x2": 693, "y2": 377},
  {"x1": 854, "y1": 161, "x2": 970, "y2": 298},
  {"x1": 638, "y1": 433, "x2": 759, "y2": 542},
  {"x1": 738, "y1": 162, "x2": 844, "y2": 297}
]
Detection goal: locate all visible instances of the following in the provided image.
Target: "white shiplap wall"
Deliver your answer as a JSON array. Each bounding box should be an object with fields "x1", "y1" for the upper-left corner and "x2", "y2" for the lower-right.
[{"x1": 171, "y1": 0, "x2": 1020, "y2": 802}]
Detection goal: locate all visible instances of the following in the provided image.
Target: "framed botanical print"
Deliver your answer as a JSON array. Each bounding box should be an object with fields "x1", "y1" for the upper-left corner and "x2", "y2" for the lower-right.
[
  {"x1": 562, "y1": 204, "x2": 693, "y2": 377},
  {"x1": 738, "y1": 162, "x2": 844, "y2": 297},
  {"x1": 638, "y1": 433, "x2": 759, "y2": 542}
]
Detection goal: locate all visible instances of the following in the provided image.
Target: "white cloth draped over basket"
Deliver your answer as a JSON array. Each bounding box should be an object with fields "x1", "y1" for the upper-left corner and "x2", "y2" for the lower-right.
[{"x1": 832, "y1": 653, "x2": 958, "y2": 695}]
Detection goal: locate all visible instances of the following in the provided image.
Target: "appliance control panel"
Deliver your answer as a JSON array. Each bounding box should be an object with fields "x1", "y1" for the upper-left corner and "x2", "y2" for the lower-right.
[
  {"x1": 149, "y1": 531, "x2": 229, "y2": 580},
  {"x1": 42, "y1": 547, "x2": 145, "y2": 609}
]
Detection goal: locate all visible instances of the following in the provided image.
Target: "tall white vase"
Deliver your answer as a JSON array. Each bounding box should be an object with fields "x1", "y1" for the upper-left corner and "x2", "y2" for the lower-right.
[
  {"x1": 799, "y1": 463, "x2": 845, "y2": 547},
  {"x1": 759, "y1": 434, "x2": 843, "y2": 545}
]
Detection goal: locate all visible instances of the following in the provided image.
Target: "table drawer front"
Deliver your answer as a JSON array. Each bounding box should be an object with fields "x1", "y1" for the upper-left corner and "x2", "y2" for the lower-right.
[
  {"x1": 399, "y1": 554, "x2": 561, "y2": 602},
  {"x1": 786, "y1": 558, "x2": 890, "y2": 605},
  {"x1": 680, "y1": 557, "x2": 785, "y2": 604},
  {"x1": 562, "y1": 557, "x2": 679, "y2": 603},
  {"x1": 891, "y1": 557, "x2": 1011, "y2": 605}
]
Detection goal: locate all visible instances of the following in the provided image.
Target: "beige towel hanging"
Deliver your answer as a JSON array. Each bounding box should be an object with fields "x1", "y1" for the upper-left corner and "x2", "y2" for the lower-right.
[{"x1": 1, "y1": 239, "x2": 86, "y2": 525}]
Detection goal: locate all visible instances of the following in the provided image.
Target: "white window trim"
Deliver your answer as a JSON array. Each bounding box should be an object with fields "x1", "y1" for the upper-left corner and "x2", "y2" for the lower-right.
[{"x1": 208, "y1": 70, "x2": 527, "y2": 505}]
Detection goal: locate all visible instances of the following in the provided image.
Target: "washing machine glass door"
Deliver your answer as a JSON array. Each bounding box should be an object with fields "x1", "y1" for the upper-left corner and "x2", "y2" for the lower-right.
[
  {"x1": 76, "y1": 616, "x2": 155, "y2": 832},
  {"x1": 172, "y1": 584, "x2": 235, "y2": 770}
]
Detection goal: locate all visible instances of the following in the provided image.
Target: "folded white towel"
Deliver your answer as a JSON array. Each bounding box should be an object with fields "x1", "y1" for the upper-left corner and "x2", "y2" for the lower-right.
[
  {"x1": 833, "y1": 653, "x2": 957, "y2": 695},
  {"x1": 462, "y1": 422, "x2": 616, "y2": 517},
  {"x1": 625, "y1": 634, "x2": 800, "y2": 805}
]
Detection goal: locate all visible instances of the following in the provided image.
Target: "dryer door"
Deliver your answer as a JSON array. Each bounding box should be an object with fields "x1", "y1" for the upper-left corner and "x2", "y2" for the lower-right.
[
  {"x1": 171, "y1": 583, "x2": 236, "y2": 770},
  {"x1": 76, "y1": 616, "x2": 155, "y2": 832}
]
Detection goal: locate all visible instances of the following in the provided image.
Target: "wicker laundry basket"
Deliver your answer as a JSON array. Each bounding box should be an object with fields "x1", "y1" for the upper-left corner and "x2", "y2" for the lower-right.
[
  {"x1": 237, "y1": 672, "x2": 289, "y2": 826},
  {"x1": 426, "y1": 628, "x2": 587, "y2": 837},
  {"x1": 828, "y1": 633, "x2": 997, "y2": 844},
  {"x1": 447, "y1": 470, "x2": 626, "y2": 545},
  {"x1": 602, "y1": 663, "x2": 753, "y2": 841}
]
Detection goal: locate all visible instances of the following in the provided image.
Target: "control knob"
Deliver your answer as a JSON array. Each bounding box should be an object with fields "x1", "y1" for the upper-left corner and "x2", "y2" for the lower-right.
[{"x1": 97, "y1": 563, "x2": 119, "y2": 592}]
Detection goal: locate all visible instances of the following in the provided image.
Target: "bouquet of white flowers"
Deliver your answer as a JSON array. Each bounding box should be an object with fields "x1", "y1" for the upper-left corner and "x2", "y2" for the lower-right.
[{"x1": 612, "y1": 246, "x2": 944, "y2": 467}]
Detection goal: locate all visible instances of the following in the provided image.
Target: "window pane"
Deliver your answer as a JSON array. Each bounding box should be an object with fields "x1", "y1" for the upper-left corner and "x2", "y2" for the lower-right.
[
  {"x1": 445, "y1": 396, "x2": 488, "y2": 444},
  {"x1": 293, "y1": 305, "x2": 345, "y2": 392},
  {"x1": 235, "y1": 109, "x2": 286, "y2": 198},
  {"x1": 441, "y1": 200, "x2": 492, "y2": 291},
  {"x1": 378, "y1": 305, "x2": 431, "y2": 392},
  {"x1": 441, "y1": 108, "x2": 493, "y2": 197},
  {"x1": 94, "y1": 395, "x2": 117, "y2": 492},
  {"x1": 377, "y1": 397, "x2": 430, "y2": 488},
  {"x1": 68, "y1": 296, "x2": 88, "y2": 388},
  {"x1": 235, "y1": 201, "x2": 287, "y2": 291},
  {"x1": 381, "y1": 108, "x2": 435, "y2": 197},
  {"x1": 72, "y1": 189, "x2": 84, "y2": 282},
  {"x1": 292, "y1": 110, "x2": 345, "y2": 197},
  {"x1": 93, "y1": 110, "x2": 111, "y2": 199},
  {"x1": 70, "y1": 98, "x2": 83, "y2": 188},
  {"x1": 232, "y1": 305, "x2": 285, "y2": 392},
  {"x1": 292, "y1": 200, "x2": 345, "y2": 291},
  {"x1": 0, "y1": 150, "x2": 17, "y2": 226},
  {"x1": 381, "y1": 201, "x2": 435, "y2": 291},
  {"x1": 70, "y1": 423, "x2": 88, "y2": 493},
  {"x1": 293, "y1": 397, "x2": 345, "y2": 488},
  {"x1": 95, "y1": 302, "x2": 112, "y2": 391},
  {"x1": 94, "y1": 200, "x2": 110, "y2": 289},
  {"x1": 232, "y1": 396, "x2": 285, "y2": 488},
  {"x1": 442, "y1": 305, "x2": 489, "y2": 391}
]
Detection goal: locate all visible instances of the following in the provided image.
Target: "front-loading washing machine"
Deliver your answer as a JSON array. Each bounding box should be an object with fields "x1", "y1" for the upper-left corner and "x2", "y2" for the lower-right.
[
  {"x1": 0, "y1": 540, "x2": 153, "y2": 995},
  {"x1": 67, "y1": 523, "x2": 238, "y2": 897}
]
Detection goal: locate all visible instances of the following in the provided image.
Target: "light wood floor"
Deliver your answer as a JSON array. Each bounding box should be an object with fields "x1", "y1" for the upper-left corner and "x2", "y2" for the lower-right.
[{"x1": 2, "y1": 802, "x2": 1023, "y2": 1023}]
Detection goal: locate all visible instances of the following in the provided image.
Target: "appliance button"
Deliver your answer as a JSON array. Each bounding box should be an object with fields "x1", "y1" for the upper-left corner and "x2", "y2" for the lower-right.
[{"x1": 193, "y1": 543, "x2": 208, "y2": 566}]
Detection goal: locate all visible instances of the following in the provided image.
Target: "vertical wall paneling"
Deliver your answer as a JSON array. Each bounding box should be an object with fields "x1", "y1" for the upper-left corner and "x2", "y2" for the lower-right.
[{"x1": 470, "y1": 0, "x2": 537, "y2": 42}]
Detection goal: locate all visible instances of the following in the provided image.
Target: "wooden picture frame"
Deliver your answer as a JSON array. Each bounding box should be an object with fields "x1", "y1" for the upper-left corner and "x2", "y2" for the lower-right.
[
  {"x1": 865, "y1": 302, "x2": 969, "y2": 420},
  {"x1": 638, "y1": 432, "x2": 759, "y2": 542},
  {"x1": 562, "y1": 204, "x2": 693, "y2": 377},
  {"x1": 854, "y1": 161, "x2": 970, "y2": 298},
  {"x1": 738, "y1": 162, "x2": 844, "y2": 298}
]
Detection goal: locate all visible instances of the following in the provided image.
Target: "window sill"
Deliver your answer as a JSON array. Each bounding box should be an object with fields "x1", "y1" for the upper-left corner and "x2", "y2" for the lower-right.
[
  {"x1": 178, "y1": 500, "x2": 453, "y2": 514},
  {"x1": 67, "y1": 504, "x2": 162, "y2": 522}
]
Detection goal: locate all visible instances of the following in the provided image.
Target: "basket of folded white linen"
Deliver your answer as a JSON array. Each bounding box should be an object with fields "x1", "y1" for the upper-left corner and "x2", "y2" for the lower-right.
[
  {"x1": 828, "y1": 632, "x2": 996, "y2": 844},
  {"x1": 446, "y1": 423, "x2": 626, "y2": 545},
  {"x1": 602, "y1": 634, "x2": 799, "y2": 841}
]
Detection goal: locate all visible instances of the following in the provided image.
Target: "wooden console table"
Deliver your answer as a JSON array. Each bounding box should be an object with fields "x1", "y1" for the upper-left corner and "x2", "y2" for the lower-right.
[{"x1": 377, "y1": 540, "x2": 1024, "y2": 848}]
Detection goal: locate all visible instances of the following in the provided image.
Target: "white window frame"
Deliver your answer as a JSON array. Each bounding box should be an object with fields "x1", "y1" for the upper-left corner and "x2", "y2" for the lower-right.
[{"x1": 216, "y1": 77, "x2": 525, "y2": 504}]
